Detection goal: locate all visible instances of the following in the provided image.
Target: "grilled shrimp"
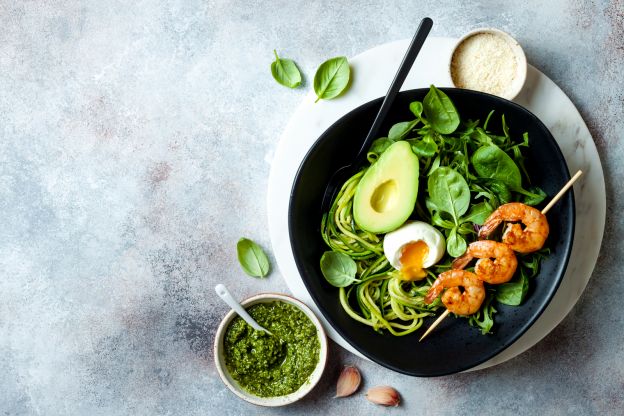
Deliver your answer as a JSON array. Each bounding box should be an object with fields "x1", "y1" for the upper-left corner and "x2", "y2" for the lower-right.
[
  {"x1": 424, "y1": 270, "x2": 486, "y2": 316},
  {"x1": 478, "y1": 202, "x2": 549, "y2": 253},
  {"x1": 452, "y1": 240, "x2": 518, "y2": 284}
]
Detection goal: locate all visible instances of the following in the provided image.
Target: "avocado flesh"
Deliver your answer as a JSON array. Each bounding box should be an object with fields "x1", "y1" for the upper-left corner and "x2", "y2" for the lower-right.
[{"x1": 353, "y1": 141, "x2": 419, "y2": 233}]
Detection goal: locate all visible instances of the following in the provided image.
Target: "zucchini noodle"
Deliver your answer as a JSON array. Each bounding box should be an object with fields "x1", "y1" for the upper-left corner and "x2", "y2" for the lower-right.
[{"x1": 323, "y1": 171, "x2": 441, "y2": 336}]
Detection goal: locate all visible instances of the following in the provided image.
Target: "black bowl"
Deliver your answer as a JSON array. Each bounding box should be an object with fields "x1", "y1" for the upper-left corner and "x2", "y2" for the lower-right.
[{"x1": 289, "y1": 88, "x2": 574, "y2": 376}]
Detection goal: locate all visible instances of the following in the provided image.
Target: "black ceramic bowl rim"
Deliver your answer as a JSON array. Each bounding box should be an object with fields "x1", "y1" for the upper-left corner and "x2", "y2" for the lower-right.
[{"x1": 288, "y1": 88, "x2": 575, "y2": 376}]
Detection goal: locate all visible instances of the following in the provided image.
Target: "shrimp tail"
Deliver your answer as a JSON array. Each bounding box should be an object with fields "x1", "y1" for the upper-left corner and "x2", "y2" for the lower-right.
[{"x1": 452, "y1": 253, "x2": 473, "y2": 270}]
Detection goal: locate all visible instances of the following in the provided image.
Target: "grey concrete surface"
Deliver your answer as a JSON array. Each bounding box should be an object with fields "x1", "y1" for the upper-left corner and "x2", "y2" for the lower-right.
[{"x1": 1, "y1": 1, "x2": 622, "y2": 415}]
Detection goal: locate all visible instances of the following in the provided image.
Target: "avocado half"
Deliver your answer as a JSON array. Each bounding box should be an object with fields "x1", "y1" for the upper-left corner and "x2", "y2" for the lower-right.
[{"x1": 353, "y1": 141, "x2": 419, "y2": 233}]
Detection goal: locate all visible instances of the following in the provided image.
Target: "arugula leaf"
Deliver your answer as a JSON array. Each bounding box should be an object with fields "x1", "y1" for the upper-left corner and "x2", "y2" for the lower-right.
[
  {"x1": 270, "y1": 50, "x2": 302, "y2": 89},
  {"x1": 313, "y1": 56, "x2": 350, "y2": 102},
  {"x1": 468, "y1": 294, "x2": 496, "y2": 334},
  {"x1": 320, "y1": 251, "x2": 359, "y2": 287},
  {"x1": 489, "y1": 180, "x2": 512, "y2": 204},
  {"x1": 495, "y1": 271, "x2": 529, "y2": 306},
  {"x1": 427, "y1": 167, "x2": 470, "y2": 224},
  {"x1": 423, "y1": 85, "x2": 460, "y2": 134},
  {"x1": 523, "y1": 186, "x2": 547, "y2": 206},
  {"x1": 237, "y1": 238, "x2": 270, "y2": 278}
]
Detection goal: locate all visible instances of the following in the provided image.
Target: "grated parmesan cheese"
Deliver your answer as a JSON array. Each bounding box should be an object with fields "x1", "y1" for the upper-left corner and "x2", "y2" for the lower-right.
[{"x1": 451, "y1": 33, "x2": 518, "y2": 98}]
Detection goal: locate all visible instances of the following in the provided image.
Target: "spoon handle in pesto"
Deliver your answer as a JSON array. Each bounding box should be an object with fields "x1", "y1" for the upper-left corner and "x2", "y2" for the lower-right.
[{"x1": 215, "y1": 284, "x2": 273, "y2": 335}]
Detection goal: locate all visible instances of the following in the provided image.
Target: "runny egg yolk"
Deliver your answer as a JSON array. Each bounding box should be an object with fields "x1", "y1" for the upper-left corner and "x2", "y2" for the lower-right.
[{"x1": 399, "y1": 240, "x2": 429, "y2": 281}]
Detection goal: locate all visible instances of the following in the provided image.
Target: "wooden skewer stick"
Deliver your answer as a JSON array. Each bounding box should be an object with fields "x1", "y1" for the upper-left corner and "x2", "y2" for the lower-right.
[{"x1": 419, "y1": 170, "x2": 583, "y2": 342}]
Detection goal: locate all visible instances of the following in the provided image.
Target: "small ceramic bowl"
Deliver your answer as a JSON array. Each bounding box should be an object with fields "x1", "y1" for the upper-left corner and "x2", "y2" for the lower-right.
[
  {"x1": 213, "y1": 293, "x2": 328, "y2": 407},
  {"x1": 449, "y1": 28, "x2": 527, "y2": 100}
]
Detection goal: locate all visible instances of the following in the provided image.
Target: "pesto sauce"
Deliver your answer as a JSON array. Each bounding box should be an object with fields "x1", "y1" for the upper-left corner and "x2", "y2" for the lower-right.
[{"x1": 223, "y1": 301, "x2": 320, "y2": 397}]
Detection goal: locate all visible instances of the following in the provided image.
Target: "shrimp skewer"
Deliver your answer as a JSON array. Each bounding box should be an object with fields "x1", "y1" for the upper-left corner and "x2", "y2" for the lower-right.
[
  {"x1": 452, "y1": 240, "x2": 518, "y2": 284},
  {"x1": 424, "y1": 270, "x2": 485, "y2": 316},
  {"x1": 419, "y1": 170, "x2": 583, "y2": 342}
]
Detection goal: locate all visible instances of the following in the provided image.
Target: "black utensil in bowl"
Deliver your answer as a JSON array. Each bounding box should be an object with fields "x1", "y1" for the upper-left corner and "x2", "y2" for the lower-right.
[
  {"x1": 319, "y1": 17, "x2": 433, "y2": 216},
  {"x1": 289, "y1": 88, "x2": 574, "y2": 376}
]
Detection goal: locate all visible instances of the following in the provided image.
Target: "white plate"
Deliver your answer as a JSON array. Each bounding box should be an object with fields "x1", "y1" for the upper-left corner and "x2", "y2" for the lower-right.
[{"x1": 266, "y1": 37, "x2": 605, "y2": 371}]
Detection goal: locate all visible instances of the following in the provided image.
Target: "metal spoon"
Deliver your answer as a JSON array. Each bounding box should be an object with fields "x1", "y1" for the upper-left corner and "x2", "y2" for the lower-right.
[
  {"x1": 214, "y1": 284, "x2": 273, "y2": 335},
  {"x1": 319, "y1": 17, "x2": 433, "y2": 216}
]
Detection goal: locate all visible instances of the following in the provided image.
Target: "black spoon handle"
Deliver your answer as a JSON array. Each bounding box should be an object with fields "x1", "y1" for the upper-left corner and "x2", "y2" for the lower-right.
[{"x1": 353, "y1": 17, "x2": 433, "y2": 164}]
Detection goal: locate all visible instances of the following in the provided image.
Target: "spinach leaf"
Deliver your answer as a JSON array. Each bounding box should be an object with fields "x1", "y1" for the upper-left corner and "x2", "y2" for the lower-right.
[
  {"x1": 368, "y1": 137, "x2": 394, "y2": 155},
  {"x1": 489, "y1": 180, "x2": 512, "y2": 204},
  {"x1": 472, "y1": 144, "x2": 523, "y2": 191},
  {"x1": 460, "y1": 201, "x2": 494, "y2": 225},
  {"x1": 237, "y1": 238, "x2": 270, "y2": 278},
  {"x1": 495, "y1": 271, "x2": 529, "y2": 306},
  {"x1": 320, "y1": 251, "x2": 359, "y2": 287},
  {"x1": 270, "y1": 50, "x2": 302, "y2": 89},
  {"x1": 447, "y1": 227, "x2": 467, "y2": 257},
  {"x1": 408, "y1": 135, "x2": 438, "y2": 157},
  {"x1": 523, "y1": 186, "x2": 547, "y2": 206},
  {"x1": 388, "y1": 120, "x2": 418, "y2": 140},
  {"x1": 367, "y1": 137, "x2": 395, "y2": 163},
  {"x1": 423, "y1": 85, "x2": 460, "y2": 134},
  {"x1": 427, "y1": 155, "x2": 441, "y2": 176},
  {"x1": 409, "y1": 101, "x2": 424, "y2": 118},
  {"x1": 313, "y1": 56, "x2": 350, "y2": 102},
  {"x1": 427, "y1": 167, "x2": 470, "y2": 224}
]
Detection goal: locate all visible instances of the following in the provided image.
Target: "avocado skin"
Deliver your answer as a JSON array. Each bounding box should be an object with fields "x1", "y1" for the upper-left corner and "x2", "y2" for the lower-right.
[{"x1": 353, "y1": 141, "x2": 419, "y2": 233}]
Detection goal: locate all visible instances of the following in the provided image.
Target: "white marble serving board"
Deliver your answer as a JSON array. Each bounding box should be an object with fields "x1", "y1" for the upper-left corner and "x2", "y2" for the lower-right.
[{"x1": 266, "y1": 37, "x2": 605, "y2": 371}]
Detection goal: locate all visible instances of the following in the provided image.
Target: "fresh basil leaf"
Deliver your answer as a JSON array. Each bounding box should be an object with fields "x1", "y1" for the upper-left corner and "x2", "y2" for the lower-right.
[
  {"x1": 408, "y1": 136, "x2": 438, "y2": 158},
  {"x1": 495, "y1": 271, "x2": 529, "y2": 306},
  {"x1": 320, "y1": 251, "x2": 358, "y2": 287},
  {"x1": 447, "y1": 227, "x2": 467, "y2": 257},
  {"x1": 237, "y1": 238, "x2": 270, "y2": 278},
  {"x1": 523, "y1": 186, "x2": 547, "y2": 206},
  {"x1": 472, "y1": 144, "x2": 523, "y2": 191},
  {"x1": 409, "y1": 101, "x2": 424, "y2": 118},
  {"x1": 313, "y1": 56, "x2": 350, "y2": 102},
  {"x1": 427, "y1": 166, "x2": 471, "y2": 223},
  {"x1": 423, "y1": 85, "x2": 460, "y2": 134},
  {"x1": 270, "y1": 50, "x2": 302, "y2": 89},
  {"x1": 388, "y1": 120, "x2": 418, "y2": 140},
  {"x1": 460, "y1": 201, "x2": 494, "y2": 225}
]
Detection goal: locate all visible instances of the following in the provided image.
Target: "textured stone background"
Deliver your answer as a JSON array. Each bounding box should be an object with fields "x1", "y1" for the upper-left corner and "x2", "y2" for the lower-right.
[{"x1": 1, "y1": 0, "x2": 622, "y2": 415}]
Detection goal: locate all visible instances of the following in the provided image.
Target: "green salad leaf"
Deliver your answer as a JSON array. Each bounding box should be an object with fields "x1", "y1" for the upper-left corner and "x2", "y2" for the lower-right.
[
  {"x1": 270, "y1": 50, "x2": 302, "y2": 89},
  {"x1": 313, "y1": 56, "x2": 350, "y2": 102},
  {"x1": 237, "y1": 238, "x2": 270, "y2": 278},
  {"x1": 388, "y1": 120, "x2": 419, "y2": 140},
  {"x1": 472, "y1": 144, "x2": 523, "y2": 191},
  {"x1": 495, "y1": 271, "x2": 529, "y2": 306},
  {"x1": 423, "y1": 85, "x2": 460, "y2": 134},
  {"x1": 427, "y1": 167, "x2": 470, "y2": 224},
  {"x1": 320, "y1": 251, "x2": 359, "y2": 287},
  {"x1": 447, "y1": 227, "x2": 467, "y2": 257}
]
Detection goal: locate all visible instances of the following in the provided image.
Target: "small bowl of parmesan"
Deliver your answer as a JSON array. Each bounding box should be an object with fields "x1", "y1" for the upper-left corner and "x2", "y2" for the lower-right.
[{"x1": 449, "y1": 28, "x2": 527, "y2": 100}]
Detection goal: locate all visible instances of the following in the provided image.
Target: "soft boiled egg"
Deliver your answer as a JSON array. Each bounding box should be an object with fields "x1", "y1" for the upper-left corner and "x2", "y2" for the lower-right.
[{"x1": 383, "y1": 221, "x2": 446, "y2": 281}]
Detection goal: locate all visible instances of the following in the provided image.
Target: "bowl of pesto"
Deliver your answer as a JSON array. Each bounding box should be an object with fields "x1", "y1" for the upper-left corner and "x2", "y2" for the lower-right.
[{"x1": 213, "y1": 293, "x2": 328, "y2": 406}]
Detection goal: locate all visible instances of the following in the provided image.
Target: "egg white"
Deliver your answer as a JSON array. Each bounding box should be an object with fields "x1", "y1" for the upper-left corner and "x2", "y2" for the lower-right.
[{"x1": 383, "y1": 221, "x2": 446, "y2": 270}]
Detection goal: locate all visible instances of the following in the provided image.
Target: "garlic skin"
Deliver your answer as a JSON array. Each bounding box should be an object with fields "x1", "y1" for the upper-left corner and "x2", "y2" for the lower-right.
[
  {"x1": 366, "y1": 386, "x2": 400, "y2": 406},
  {"x1": 335, "y1": 366, "x2": 361, "y2": 398}
]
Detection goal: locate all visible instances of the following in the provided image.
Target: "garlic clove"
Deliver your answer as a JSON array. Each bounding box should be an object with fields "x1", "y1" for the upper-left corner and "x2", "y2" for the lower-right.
[
  {"x1": 366, "y1": 386, "x2": 400, "y2": 407},
  {"x1": 335, "y1": 365, "x2": 361, "y2": 398}
]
